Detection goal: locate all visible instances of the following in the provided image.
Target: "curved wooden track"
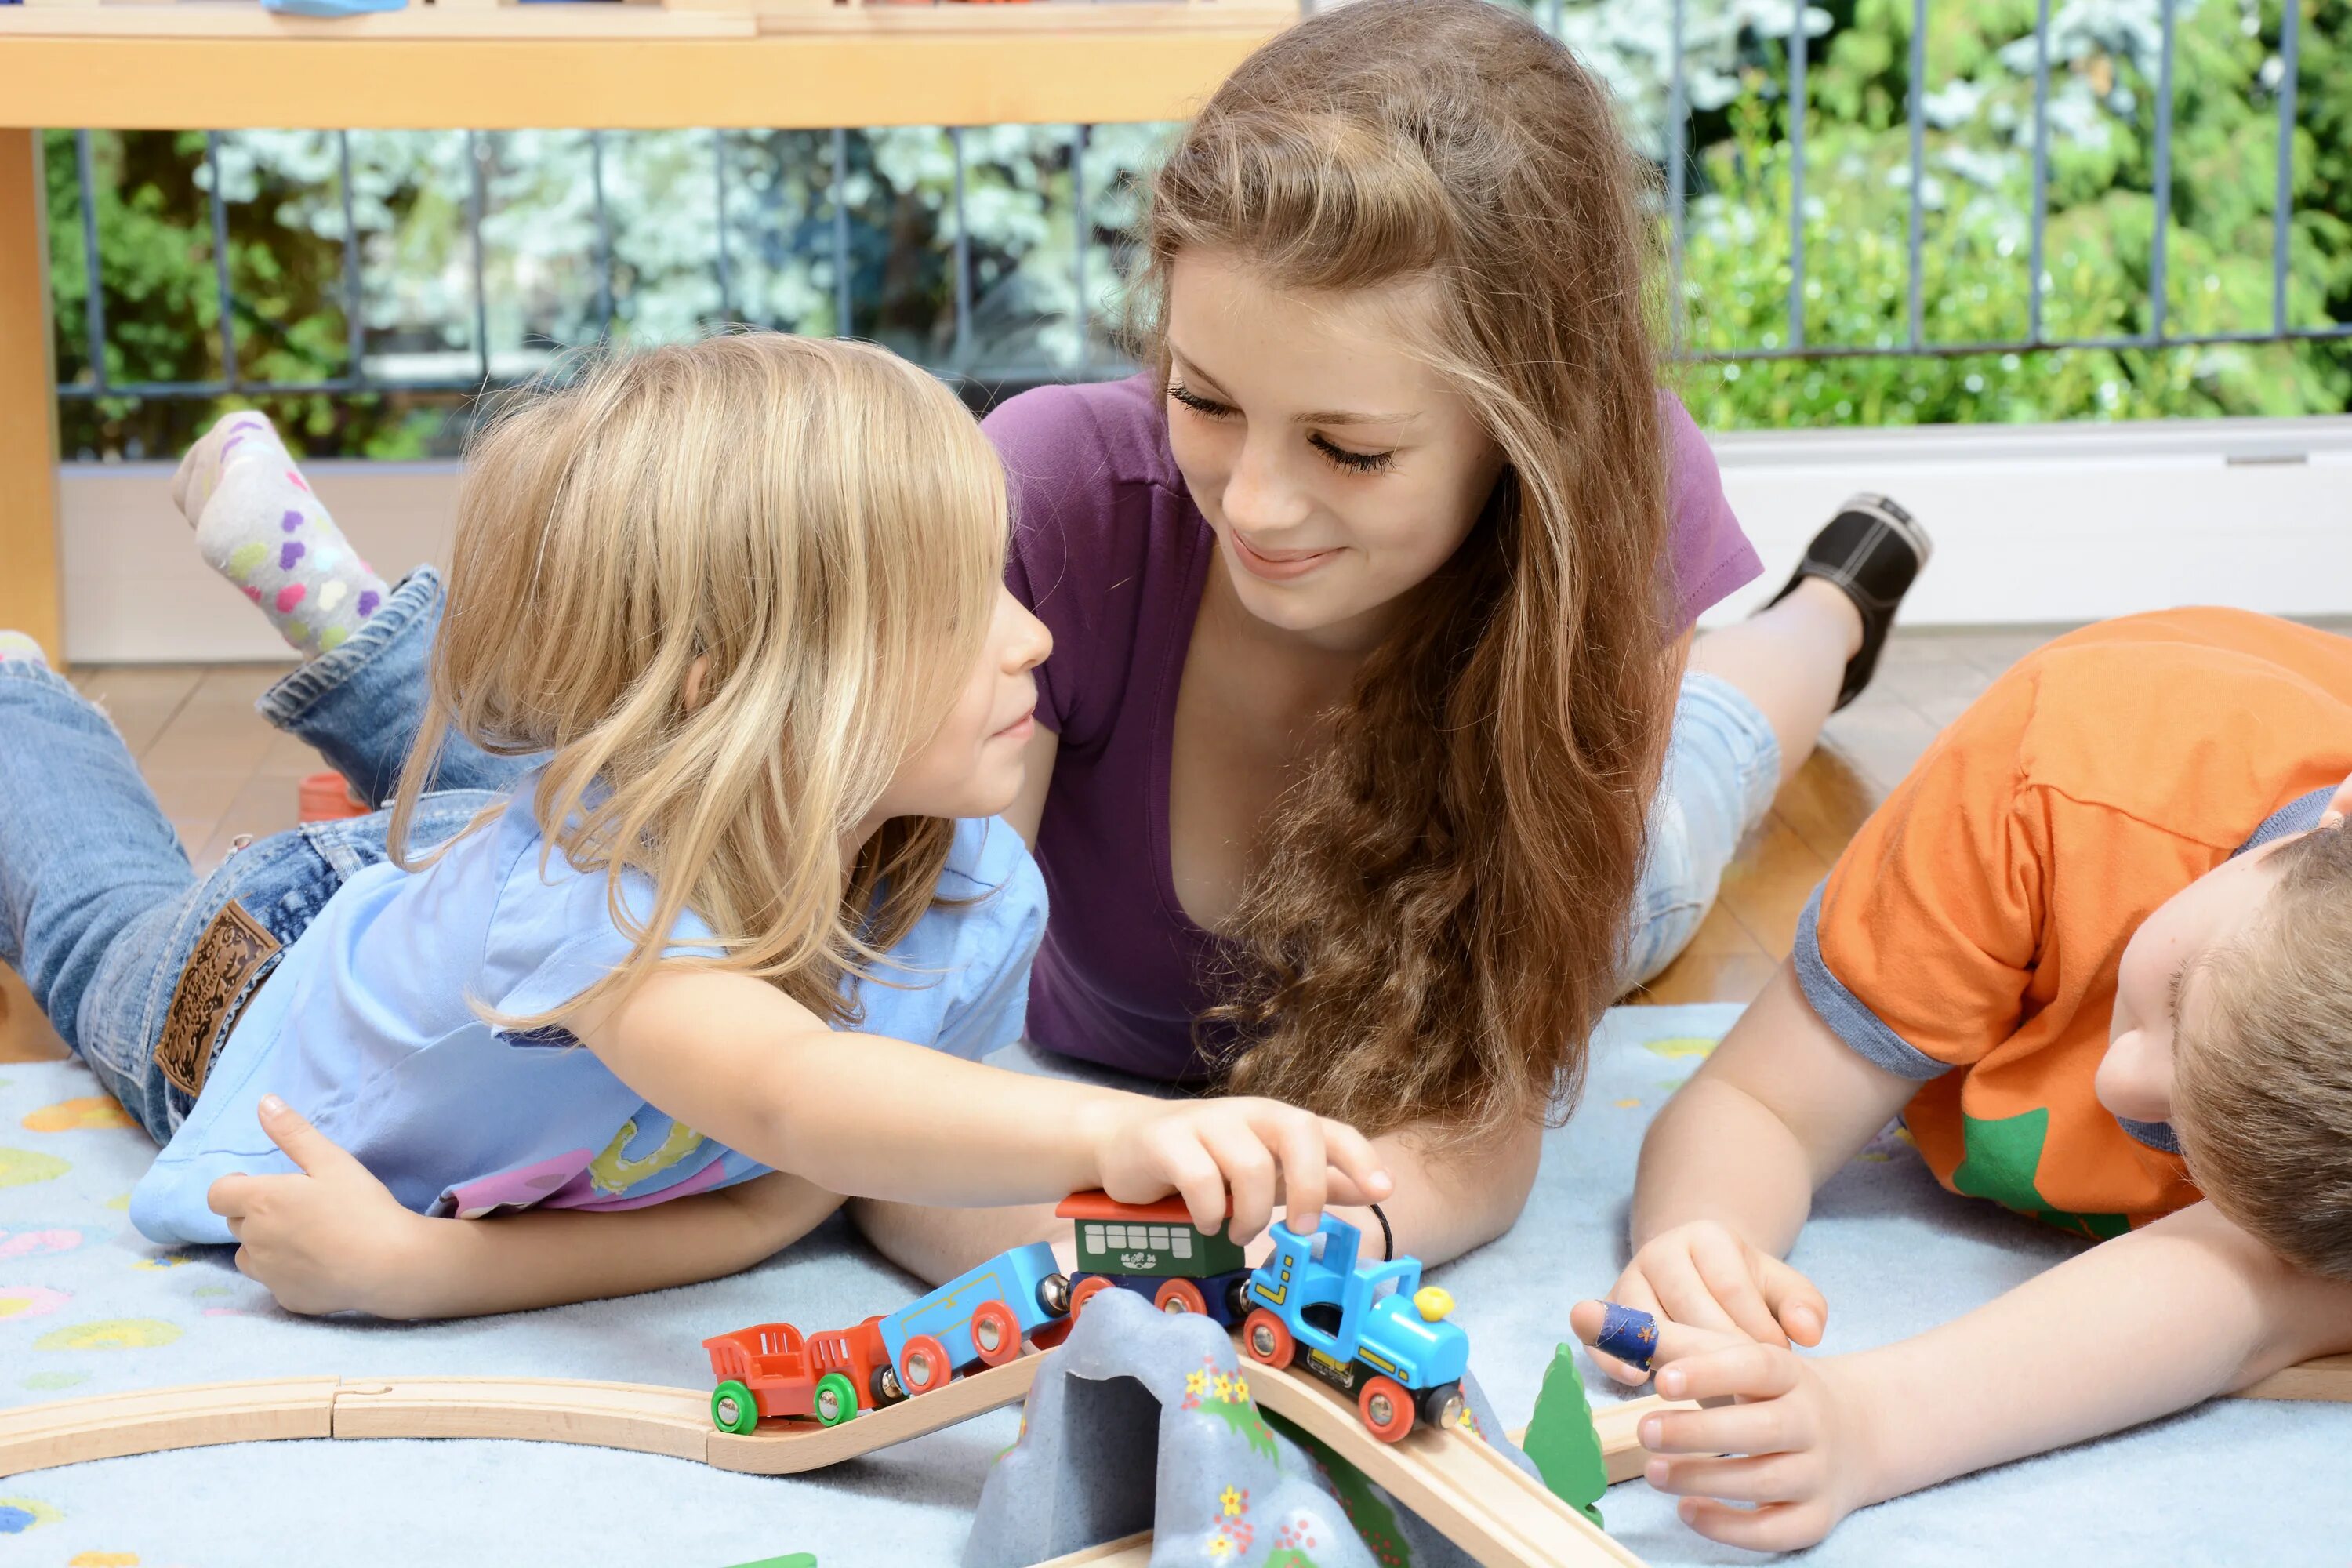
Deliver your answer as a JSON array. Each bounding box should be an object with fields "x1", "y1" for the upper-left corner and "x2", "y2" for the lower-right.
[{"x1": 4, "y1": 1352, "x2": 2341, "y2": 1567}]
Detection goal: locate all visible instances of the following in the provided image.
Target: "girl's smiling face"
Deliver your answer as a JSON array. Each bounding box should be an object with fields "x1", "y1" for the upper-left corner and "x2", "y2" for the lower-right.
[{"x1": 1161, "y1": 249, "x2": 1507, "y2": 648}]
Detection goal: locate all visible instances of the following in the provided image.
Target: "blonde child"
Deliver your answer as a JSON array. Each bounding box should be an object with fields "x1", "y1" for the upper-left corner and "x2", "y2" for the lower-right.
[
  {"x1": 0, "y1": 332, "x2": 1385, "y2": 1319},
  {"x1": 1573, "y1": 608, "x2": 2352, "y2": 1550}
]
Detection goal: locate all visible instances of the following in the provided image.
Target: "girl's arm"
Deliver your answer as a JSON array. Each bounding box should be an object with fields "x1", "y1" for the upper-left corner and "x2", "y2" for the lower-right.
[
  {"x1": 848, "y1": 1116, "x2": 1544, "y2": 1289},
  {"x1": 1600, "y1": 959, "x2": 1917, "y2": 1374},
  {"x1": 1595, "y1": 1200, "x2": 2352, "y2": 1552},
  {"x1": 383, "y1": 1171, "x2": 844, "y2": 1319},
  {"x1": 570, "y1": 967, "x2": 1387, "y2": 1233},
  {"x1": 210, "y1": 1098, "x2": 843, "y2": 1319}
]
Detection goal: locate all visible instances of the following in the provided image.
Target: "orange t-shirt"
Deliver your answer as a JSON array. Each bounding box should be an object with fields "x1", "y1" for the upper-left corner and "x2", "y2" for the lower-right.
[{"x1": 1797, "y1": 608, "x2": 2352, "y2": 1237}]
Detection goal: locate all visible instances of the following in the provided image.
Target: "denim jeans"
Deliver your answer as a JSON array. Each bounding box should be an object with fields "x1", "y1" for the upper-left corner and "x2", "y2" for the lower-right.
[
  {"x1": 0, "y1": 568, "x2": 505, "y2": 1146},
  {"x1": 1617, "y1": 671, "x2": 1783, "y2": 989}
]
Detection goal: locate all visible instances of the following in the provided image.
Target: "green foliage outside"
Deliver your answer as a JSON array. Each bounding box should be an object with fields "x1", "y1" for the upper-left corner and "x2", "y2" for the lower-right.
[{"x1": 43, "y1": 0, "x2": 2352, "y2": 461}]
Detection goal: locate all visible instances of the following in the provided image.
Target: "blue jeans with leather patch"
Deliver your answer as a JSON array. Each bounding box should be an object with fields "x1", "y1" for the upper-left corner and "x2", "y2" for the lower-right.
[{"x1": 0, "y1": 570, "x2": 509, "y2": 1146}]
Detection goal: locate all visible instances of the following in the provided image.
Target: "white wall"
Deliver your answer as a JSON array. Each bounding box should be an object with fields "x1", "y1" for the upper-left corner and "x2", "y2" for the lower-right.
[{"x1": 53, "y1": 415, "x2": 2352, "y2": 663}]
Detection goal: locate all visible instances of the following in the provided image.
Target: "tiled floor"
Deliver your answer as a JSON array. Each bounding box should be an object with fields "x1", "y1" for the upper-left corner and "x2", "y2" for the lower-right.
[{"x1": 0, "y1": 627, "x2": 2059, "y2": 1063}]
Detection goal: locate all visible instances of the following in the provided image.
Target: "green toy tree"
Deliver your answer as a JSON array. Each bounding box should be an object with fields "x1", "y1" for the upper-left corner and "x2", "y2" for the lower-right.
[{"x1": 1521, "y1": 1343, "x2": 1607, "y2": 1529}]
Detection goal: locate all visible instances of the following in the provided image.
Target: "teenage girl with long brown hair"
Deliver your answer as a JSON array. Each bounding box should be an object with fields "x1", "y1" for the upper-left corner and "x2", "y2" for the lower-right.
[
  {"x1": 170, "y1": 0, "x2": 1926, "y2": 1299},
  {"x1": 862, "y1": 0, "x2": 1927, "y2": 1275}
]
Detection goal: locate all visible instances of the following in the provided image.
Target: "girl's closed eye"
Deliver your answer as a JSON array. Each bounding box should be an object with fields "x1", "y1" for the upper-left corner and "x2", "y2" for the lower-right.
[
  {"x1": 1310, "y1": 434, "x2": 1396, "y2": 475},
  {"x1": 1168, "y1": 380, "x2": 1235, "y2": 419}
]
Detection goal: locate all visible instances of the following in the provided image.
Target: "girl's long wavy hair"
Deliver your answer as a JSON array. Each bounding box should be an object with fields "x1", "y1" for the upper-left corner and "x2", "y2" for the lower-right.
[
  {"x1": 1149, "y1": 0, "x2": 1679, "y2": 1145},
  {"x1": 385, "y1": 332, "x2": 1007, "y2": 1028}
]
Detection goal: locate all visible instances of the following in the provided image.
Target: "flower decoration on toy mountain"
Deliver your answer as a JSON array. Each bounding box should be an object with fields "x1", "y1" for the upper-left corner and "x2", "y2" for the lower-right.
[{"x1": 1181, "y1": 1350, "x2": 1276, "y2": 1460}]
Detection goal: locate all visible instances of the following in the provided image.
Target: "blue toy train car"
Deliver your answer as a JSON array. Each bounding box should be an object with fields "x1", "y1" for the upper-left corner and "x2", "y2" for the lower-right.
[
  {"x1": 877, "y1": 1240, "x2": 1072, "y2": 1396},
  {"x1": 1238, "y1": 1214, "x2": 1469, "y2": 1442}
]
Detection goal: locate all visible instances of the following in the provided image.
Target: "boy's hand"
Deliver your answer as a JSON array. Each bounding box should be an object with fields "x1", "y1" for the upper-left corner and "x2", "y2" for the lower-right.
[
  {"x1": 1087, "y1": 1096, "x2": 1392, "y2": 1243},
  {"x1": 1571, "y1": 1300, "x2": 1873, "y2": 1553},
  {"x1": 1597, "y1": 1219, "x2": 1827, "y2": 1383},
  {"x1": 205, "y1": 1095, "x2": 431, "y2": 1318}
]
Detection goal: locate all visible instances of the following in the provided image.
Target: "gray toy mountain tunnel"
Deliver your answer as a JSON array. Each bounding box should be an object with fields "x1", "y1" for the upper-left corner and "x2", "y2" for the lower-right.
[{"x1": 964, "y1": 1284, "x2": 1541, "y2": 1568}]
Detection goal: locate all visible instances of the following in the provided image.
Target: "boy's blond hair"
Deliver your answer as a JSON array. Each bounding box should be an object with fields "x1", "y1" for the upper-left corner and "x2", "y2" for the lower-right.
[
  {"x1": 2176, "y1": 816, "x2": 2352, "y2": 1280},
  {"x1": 386, "y1": 332, "x2": 1007, "y2": 1026}
]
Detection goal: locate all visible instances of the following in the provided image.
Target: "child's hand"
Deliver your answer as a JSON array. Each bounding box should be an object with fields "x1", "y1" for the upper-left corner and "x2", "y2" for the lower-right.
[
  {"x1": 205, "y1": 1095, "x2": 430, "y2": 1318},
  {"x1": 1088, "y1": 1096, "x2": 1392, "y2": 1243},
  {"x1": 1570, "y1": 1299, "x2": 1873, "y2": 1553},
  {"x1": 1596, "y1": 1219, "x2": 1827, "y2": 1383}
]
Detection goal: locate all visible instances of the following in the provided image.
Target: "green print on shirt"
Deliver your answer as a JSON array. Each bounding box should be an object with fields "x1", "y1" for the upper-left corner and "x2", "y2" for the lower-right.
[{"x1": 1948, "y1": 1106, "x2": 2130, "y2": 1242}]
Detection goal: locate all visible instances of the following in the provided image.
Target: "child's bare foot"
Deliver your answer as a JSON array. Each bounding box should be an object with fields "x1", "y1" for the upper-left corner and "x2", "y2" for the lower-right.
[{"x1": 172, "y1": 412, "x2": 390, "y2": 658}]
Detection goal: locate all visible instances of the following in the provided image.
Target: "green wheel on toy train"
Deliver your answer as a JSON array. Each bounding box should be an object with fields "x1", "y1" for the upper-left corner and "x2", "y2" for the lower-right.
[
  {"x1": 711, "y1": 1378, "x2": 762, "y2": 1434},
  {"x1": 811, "y1": 1371, "x2": 860, "y2": 1428}
]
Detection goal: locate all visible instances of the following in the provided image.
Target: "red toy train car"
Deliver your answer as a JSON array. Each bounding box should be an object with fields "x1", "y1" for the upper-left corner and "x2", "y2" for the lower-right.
[{"x1": 703, "y1": 1313, "x2": 906, "y2": 1433}]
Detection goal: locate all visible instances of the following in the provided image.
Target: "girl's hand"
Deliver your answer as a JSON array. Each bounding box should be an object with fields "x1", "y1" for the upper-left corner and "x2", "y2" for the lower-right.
[
  {"x1": 1570, "y1": 1300, "x2": 1873, "y2": 1553},
  {"x1": 205, "y1": 1095, "x2": 430, "y2": 1318},
  {"x1": 1595, "y1": 1219, "x2": 1827, "y2": 1383},
  {"x1": 1087, "y1": 1096, "x2": 1392, "y2": 1243}
]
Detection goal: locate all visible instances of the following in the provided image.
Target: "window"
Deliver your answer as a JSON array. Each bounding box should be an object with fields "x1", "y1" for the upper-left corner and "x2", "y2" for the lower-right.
[
  {"x1": 1106, "y1": 1225, "x2": 1128, "y2": 1250},
  {"x1": 1370, "y1": 1276, "x2": 1399, "y2": 1302},
  {"x1": 1084, "y1": 1225, "x2": 1105, "y2": 1253},
  {"x1": 1171, "y1": 1232, "x2": 1192, "y2": 1259},
  {"x1": 1148, "y1": 1227, "x2": 1171, "y2": 1251}
]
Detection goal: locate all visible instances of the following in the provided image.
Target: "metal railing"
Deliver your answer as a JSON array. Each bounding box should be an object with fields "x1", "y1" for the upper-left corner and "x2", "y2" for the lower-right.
[{"x1": 50, "y1": 0, "x2": 2350, "y2": 415}]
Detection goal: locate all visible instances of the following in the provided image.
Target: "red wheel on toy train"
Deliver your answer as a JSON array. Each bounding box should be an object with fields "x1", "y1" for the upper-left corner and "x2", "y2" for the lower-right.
[
  {"x1": 1240, "y1": 1308, "x2": 1295, "y2": 1371},
  {"x1": 898, "y1": 1333, "x2": 953, "y2": 1396},
  {"x1": 1067, "y1": 1276, "x2": 1114, "y2": 1319},
  {"x1": 970, "y1": 1300, "x2": 1022, "y2": 1367},
  {"x1": 1153, "y1": 1278, "x2": 1207, "y2": 1315},
  {"x1": 1358, "y1": 1374, "x2": 1416, "y2": 1443}
]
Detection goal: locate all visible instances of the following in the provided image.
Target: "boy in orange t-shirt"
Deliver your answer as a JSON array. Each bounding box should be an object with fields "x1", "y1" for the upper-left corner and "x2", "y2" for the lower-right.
[{"x1": 1577, "y1": 608, "x2": 2352, "y2": 1552}]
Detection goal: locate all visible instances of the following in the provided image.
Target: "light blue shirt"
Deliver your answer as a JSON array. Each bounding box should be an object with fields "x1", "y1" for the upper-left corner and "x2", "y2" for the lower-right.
[{"x1": 130, "y1": 789, "x2": 1045, "y2": 1244}]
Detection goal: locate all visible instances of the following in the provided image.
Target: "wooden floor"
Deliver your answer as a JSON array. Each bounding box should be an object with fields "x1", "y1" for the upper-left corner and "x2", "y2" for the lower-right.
[{"x1": 0, "y1": 628, "x2": 2055, "y2": 1064}]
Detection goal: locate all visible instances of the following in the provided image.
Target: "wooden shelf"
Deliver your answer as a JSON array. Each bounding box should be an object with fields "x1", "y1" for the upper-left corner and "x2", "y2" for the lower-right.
[{"x1": 0, "y1": 2, "x2": 1294, "y2": 129}]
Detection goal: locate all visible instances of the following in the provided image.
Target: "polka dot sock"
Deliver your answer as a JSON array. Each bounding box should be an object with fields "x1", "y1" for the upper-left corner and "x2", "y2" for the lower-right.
[
  {"x1": 0, "y1": 630, "x2": 48, "y2": 665},
  {"x1": 171, "y1": 412, "x2": 390, "y2": 658}
]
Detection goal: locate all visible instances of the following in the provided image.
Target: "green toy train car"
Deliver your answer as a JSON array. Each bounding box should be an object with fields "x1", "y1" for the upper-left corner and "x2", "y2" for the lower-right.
[{"x1": 1054, "y1": 1191, "x2": 1255, "y2": 1324}]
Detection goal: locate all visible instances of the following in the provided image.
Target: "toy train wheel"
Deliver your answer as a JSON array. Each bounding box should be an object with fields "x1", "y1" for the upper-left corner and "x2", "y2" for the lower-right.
[
  {"x1": 811, "y1": 1371, "x2": 860, "y2": 1428},
  {"x1": 1224, "y1": 1277, "x2": 1253, "y2": 1321},
  {"x1": 1067, "y1": 1276, "x2": 1113, "y2": 1319},
  {"x1": 1037, "y1": 1272, "x2": 1072, "y2": 1317},
  {"x1": 898, "y1": 1333, "x2": 953, "y2": 1396},
  {"x1": 970, "y1": 1300, "x2": 1022, "y2": 1367},
  {"x1": 1359, "y1": 1374, "x2": 1416, "y2": 1443},
  {"x1": 1240, "y1": 1308, "x2": 1295, "y2": 1371},
  {"x1": 1417, "y1": 1380, "x2": 1465, "y2": 1432},
  {"x1": 1153, "y1": 1278, "x2": 1207, "y2": 1315},
  {"x1": 710, "y1": 1379, "x2": 761, "y2": 1435},
  {"x1": 871, "y1": 1363, "x2": 906, "y2": 1407}
]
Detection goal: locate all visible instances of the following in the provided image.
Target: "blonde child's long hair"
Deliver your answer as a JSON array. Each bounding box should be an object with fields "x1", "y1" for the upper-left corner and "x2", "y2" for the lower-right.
[{"x1": 385, "y1": 332, "x2": 1008, "y2": 1026}]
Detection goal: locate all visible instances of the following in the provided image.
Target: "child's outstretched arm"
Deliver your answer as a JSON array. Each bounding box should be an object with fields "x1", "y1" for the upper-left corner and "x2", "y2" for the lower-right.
[
  {"x1": 210, "y1": 1098, "x2": 844, "y2": 1319},
  {"x1": 1605, "y1": 959, "x2": 1915, "y2": 1377},
  {"x1": 1573, "y1": 1200, "x2": 2352, "y2": 1552},
  {"x1": 851, "y1": 1115, "x2": 1544, "y2": 1287},
  {"x1": 570, "y1": 967, "x2": 1391, "y2": 1237}
]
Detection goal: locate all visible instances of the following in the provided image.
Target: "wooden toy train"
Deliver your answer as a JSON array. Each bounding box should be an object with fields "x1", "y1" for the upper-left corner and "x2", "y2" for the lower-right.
[{"x1": 701, "y1": 1193, "x2": 1469, "y2": 1443}]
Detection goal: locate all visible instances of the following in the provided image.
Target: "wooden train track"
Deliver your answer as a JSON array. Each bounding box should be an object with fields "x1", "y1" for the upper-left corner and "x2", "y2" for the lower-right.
[{"x1": 2, "y1": 1352, "x2": 2343, "y2": 1566}]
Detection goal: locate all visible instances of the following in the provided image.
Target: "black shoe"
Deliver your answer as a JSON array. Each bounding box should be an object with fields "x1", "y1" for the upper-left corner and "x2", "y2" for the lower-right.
[{"x1": 1763, "y1": 492, "x2": 1932, "y2": 711}]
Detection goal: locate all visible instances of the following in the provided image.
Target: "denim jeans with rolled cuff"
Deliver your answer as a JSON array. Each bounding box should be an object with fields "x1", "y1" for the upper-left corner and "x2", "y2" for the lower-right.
[{"x1": 0, "y1": 571, "x2": 506, "y2": 1146}]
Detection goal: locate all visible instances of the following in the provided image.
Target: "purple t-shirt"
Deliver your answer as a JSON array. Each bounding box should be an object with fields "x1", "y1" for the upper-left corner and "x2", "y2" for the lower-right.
[{"x1": 988, "y1": 372, "x2": 1761, "y2": 1083}]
